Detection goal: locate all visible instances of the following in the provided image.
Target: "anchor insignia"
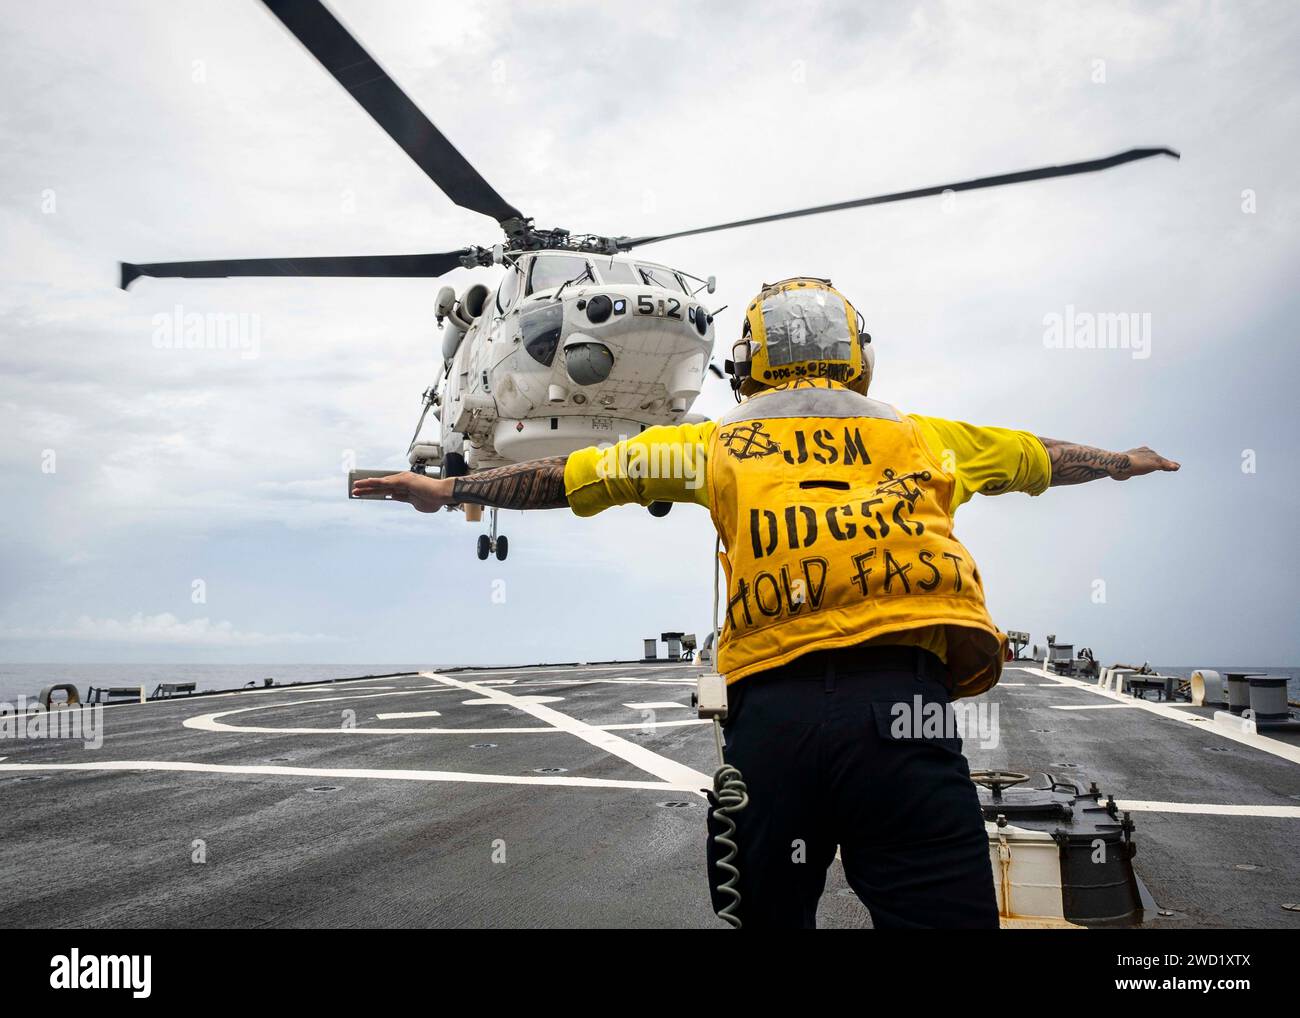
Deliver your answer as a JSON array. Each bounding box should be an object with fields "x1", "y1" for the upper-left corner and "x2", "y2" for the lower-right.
[{"x1": 719, "y1": 421, "x2": 782, "y2": 460}]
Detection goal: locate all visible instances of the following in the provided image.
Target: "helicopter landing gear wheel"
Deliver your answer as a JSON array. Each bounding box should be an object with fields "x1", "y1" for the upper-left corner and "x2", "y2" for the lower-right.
[{"x1": 474, "y1": 507, "x2": 506, "y2": 562}]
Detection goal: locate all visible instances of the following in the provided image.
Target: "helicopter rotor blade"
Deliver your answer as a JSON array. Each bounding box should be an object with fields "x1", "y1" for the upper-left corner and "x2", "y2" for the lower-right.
[
  {"x1": 119, "y1": 251, "x2": 471, "y2": 290},
  {"x1": 621, "y1": 147, "x2": 1180, "y2": 249},
  {"x1": 260, "y1": 0, "x2": 523, "y2": 225}
]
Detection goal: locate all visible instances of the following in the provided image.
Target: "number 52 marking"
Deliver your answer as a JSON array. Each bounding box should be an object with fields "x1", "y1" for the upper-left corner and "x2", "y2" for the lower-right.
[{"x1": 635, "y1": 294, "x2": 683, "y2": 319}]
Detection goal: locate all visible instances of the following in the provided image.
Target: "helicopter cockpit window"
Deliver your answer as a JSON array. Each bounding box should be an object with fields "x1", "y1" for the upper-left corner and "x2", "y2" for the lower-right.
[
  {"x1": 496, "y1": 263, "x2": 522, "y2": 312},
  {"x1": 520, "y1": 303, "x2": 564, "y2": 367},
  {"x1": 636, "y1": 264, "x2": 687, "y2": 293},
  {"x1": 594, "y1": 259, "x2": 640, "y2": 285},
  {"x1": 528, "y1": 254, "x2": 591, "y2": 294}
]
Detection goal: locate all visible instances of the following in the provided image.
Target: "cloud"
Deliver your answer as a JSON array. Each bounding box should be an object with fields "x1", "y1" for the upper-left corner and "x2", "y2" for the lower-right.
[{"x1": 0, "y1": 0, "x2": 1297, "y2": 666}]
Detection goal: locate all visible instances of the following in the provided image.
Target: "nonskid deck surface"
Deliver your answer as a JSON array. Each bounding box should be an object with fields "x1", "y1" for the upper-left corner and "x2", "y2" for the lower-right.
[
  {"x1": 0, "y1": 663, "x2": 1296, "y2": 928},
  {"x1": 968, "y1": 666, "x2": 1300, "y2": 929}
]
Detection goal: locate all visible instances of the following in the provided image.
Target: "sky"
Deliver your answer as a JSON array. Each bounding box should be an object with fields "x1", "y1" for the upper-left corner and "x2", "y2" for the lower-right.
[{"x1": 1, "y1": 0, "x2": 1297, "y2": 669}]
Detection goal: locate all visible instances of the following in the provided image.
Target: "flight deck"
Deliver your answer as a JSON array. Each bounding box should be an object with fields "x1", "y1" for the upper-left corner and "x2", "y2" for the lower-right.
[{"x1": 1, "y1": 662, "x2": 1297, "y2": 928}]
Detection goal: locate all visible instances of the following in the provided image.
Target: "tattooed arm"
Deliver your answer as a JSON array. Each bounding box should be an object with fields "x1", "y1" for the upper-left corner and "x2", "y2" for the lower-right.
[
  {"x1": 1038, "y1": 438, "x2": 1180, "y2": 486},
  {"x1": 349, "y1": 456, "x2": 570, "y2": 512},
  {"x1": 452, "y1": 457, "x2": 569, "y2": 509}
]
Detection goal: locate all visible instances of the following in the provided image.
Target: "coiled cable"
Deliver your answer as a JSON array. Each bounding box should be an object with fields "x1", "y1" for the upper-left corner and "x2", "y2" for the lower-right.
[
  {"x1": 709, "y1": 717, "x2": 748, "y2": 928},
  {"x1": 706, "y1": 535, "x2": 748, "y2": 928}
]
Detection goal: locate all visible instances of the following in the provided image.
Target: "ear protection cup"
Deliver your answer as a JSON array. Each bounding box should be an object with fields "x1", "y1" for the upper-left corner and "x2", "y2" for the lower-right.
[{"x1": 848, "y1": 334, "x2": 874, "y2": 395}]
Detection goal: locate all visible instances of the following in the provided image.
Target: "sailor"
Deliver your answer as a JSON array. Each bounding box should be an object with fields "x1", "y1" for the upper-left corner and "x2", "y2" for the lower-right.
[{"x1": 352, "y1": 276, "x2": 1180, "y2": 929}]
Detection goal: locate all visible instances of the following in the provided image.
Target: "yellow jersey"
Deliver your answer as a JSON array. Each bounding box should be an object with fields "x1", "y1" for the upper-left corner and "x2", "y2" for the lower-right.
[{"x1": 564, "y1": 386, "x2": 1050, "y2": 692}]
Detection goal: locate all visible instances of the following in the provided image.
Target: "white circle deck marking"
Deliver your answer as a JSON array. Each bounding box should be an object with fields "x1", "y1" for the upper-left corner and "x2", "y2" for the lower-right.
[
  {"x1": 0, "y1": 671, "x2": 714, "y2": 795},
  {"x1": 14, "y1": 671, "x2": 714, "y2": 794},
  {"x1": 183, "y1": 680, "x2": 709, "y2": 735}
]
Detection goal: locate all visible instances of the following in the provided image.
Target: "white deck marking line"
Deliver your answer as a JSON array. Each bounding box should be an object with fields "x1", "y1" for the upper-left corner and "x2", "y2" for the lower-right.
[
  {"x1": 421, "y1": 671, "x2": 711, "y2": 789},
  {"x1": 500, "y1": 678, "x2": 697, "y2": 687},
  {"x1": 184, "y1": 687, "x2": 708, "y2": 735},
  {"x1": 1021, "y1": 666, "x2": 1300, "y2": 767},
  {"x1": 624, "y1": 702, "x2": 689, "y2": 710},
  {"x1": 998, "y1": 683, "x2": 1027, "y2": 687},
  {"x1": 1115, "y1": 800, "x2": 1300, "y2": 819},
  {"x1": 375, "y1": 710, "x2": 443, "y2": 720},
  {"x1": 0, "y1": 759, "x2": 695, "y2": 792},
  {"x1": 461, "y1": 695, "x2": 564, "y2": 705},
  {"x1": 435, "y1": 664, "x2": 686, "y2": 677},
  {"x1": 1050, "y1": 703, "x2": 1142, "y2": 711}
]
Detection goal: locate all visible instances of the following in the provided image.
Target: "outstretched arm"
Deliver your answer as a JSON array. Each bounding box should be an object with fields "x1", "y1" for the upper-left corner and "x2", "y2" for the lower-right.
[
  {"x1": 353, "y1": 421, "x2": 717, "y2": 517},
  {"x1": 1038, "y1": 438, "x2": 1179, "y2": 486},
  {"x1": 350, "y1": 456, "x2": 570, "y2": 512}
]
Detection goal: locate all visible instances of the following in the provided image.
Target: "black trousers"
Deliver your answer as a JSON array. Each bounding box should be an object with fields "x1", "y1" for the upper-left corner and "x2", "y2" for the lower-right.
[{"x1": 706, "y1": 645, "x2": 999, "y2": 929}]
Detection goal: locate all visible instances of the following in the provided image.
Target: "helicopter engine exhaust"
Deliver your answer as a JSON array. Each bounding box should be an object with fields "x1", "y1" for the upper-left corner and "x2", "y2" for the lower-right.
[
  {"x1": 450, "y1": 284, "x2": 490, "y2": 332},
  {"x1": 441, "y1": 283, "x2": 491, "y2": 361}
]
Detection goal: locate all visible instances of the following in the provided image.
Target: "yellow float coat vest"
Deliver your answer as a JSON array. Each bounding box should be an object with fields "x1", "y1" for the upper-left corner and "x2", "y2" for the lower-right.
[{"x1": 707, "y1": 380, "x2": 1005, "y2": 698}]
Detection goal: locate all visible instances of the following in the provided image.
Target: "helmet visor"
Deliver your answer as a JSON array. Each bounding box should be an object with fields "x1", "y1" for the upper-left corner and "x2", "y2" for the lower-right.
[{"x1": 759, "y1": 289, "x2": 853, "y2": 367}]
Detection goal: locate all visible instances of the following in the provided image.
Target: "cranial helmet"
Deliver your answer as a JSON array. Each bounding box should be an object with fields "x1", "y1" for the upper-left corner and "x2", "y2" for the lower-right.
[{"x1": 728, "y1": 278, "x2": 873, "y2": 397}]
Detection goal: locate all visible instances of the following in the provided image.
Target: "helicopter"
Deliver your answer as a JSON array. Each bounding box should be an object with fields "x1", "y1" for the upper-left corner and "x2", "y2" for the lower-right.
[{"x1": 119, "y1": 0, "x2": 1178, "y2": 560}]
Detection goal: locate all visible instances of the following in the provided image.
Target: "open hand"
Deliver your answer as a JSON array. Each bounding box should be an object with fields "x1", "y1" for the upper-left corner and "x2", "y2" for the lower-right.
[
  {"x1": 350, "y1": 471, "x2": 455, "y2": 512},
  {"x1": 1113, "y1": 447, "x2": 1180, "y2": 480}
]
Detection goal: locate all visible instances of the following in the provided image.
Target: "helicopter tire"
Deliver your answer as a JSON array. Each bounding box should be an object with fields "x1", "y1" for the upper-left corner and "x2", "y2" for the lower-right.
[
  {"x1": 495, "y1": 535, "x2": 509, "y2": 561},
  {"x1": 476, "y1": 534, "x2": 490, "y2": 560}
]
